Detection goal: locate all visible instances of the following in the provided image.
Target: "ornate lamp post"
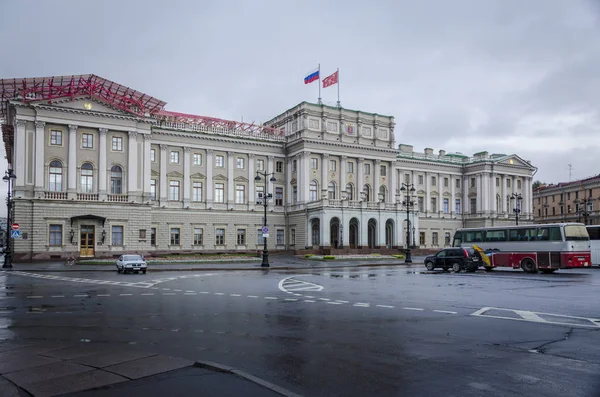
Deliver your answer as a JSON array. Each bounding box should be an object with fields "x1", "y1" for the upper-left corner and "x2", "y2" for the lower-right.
[
  {"x1": 510, "y1": 193, "x2": 523, "y2": 225},
  {"x1": 399, "y1": 183, "x2": 416, "y2": 263},
  {"x1": 255, "y1": 171, "x2": 276, "y2": 267},
  {"x1": 3, "y1": 169, "x2": 17, "y2": 269}
]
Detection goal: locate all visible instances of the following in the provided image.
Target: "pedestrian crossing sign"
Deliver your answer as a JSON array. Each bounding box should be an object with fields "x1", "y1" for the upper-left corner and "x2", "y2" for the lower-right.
[{"x1": 11, "y1": 230, "x2": 21, "y2": 238}]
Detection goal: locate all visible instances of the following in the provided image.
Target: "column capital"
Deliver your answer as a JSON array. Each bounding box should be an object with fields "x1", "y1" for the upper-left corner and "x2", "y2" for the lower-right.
[
  {"x1": 249, "y1": 153, "x2": 256, "y2": 158},
  {"x1": 15, "y1": 119, "x2": 26, "y2": 128},
  {"x1": 207, "y1": 149, "x2": 214, "y2": 155},
  {"x1": 322, "y1": 153, "x2": 329, "y2": 159},
  {"x1": 227, "y1": 151, "x2": 234, "y2": 156},
  {"x1": 68, "y1": 125, "x2": 78, "y2": 133},
  {"x1": 159, "y1": 144, "x2": 168, "y2": 150},
  {"x1": 142, "y1": 133, "x2": 151, "y2": 141},
  {"x1": 358, "y1": 157, "x2": 365, "y2": 162},
  {"x1": 128, "y1": 131, "x2": 138, "y2": 139},
  {"x1": 35, "y1": 121, "x2": 46, "y2": 129},
  {"x1": 268, "y1": 155, "x2": 274, "y2": 161},
  {"x1": 341, "y1": 155, "x2": 347, "y2": 160},
  {"x1": 99, "y1": 128, "x2": 108, "y2": 136},
  {"x1": 375, "y1": 159, "x2": 381, "y2": 164},
  {"x1": 184, "y1": 147, "x2": 191, "y2": 153}
]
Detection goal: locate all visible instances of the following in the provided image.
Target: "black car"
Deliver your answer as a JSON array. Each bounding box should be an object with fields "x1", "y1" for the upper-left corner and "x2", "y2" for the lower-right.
[{"x1": 424, "y1": 247, "x2": 482, "y2": 272}]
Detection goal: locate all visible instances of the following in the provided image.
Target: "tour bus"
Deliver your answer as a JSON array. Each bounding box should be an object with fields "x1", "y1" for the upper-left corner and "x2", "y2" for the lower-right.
[
  {"x1": 452, "y1": 223, "x2": 591, "y2": 273},
  {"x1": 586, "y1": 225, "x2": 600, "y2": 266}
]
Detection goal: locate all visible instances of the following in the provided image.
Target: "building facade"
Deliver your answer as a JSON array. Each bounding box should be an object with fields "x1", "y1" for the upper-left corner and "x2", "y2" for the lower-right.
[
  {"x1": 0, "y1": 74, "x2": 537, "y2": 260},
  {"x1": 533, "y1": 175, "x2": 600, "y2": 225}
]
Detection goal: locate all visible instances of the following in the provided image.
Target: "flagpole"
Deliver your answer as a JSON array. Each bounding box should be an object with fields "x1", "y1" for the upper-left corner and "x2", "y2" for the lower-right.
[
  {"x1": 318, "y1": 63, "x2": 322, "y2": 104},
  {"x1": 336, "y1": 68, "x2": 340, "y2": 108}
]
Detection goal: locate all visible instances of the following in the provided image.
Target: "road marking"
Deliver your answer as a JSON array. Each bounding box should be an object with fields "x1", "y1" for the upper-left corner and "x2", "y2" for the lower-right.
[
  {"x1": 471, "y1": 307, "x2": 600, "y2": 328},
  {"x1": 141, "y1": 293, "x2": 154, "y2": 296},
  {"x1": 403, "y1": 307, "x2": 424, "y2": 311},
  {"x1": 119, "y1": 293, "x2": 133, "y2": 296},
  {"x1": 318, "y1": 298, "x2": 330, "y2": 301},
  {"x1": 327, "y1": 302, "x2": 343, "y2": 305},
  {"x1": 230, "y1": 294, "x2": 241, "y2": 297},
  {"x1": 304, "y1": 295, "x2": 315, "y2": 299},
  {"x1": 162, "y1": 293, "x2": 176, "y2": 296},
  {"x1": 278, "y1": 276, "x2": 324, "y2": 293},
  {"x1": 185, "y1": 291, "x2": 195, "y2": 293},
  {"x1": 174, "y1": 289, "x2": 182, "y2": 292},
  {"x1": 284, "y1": 298, "x2": 298, "y2": 301},
  {"x1": 264, "y1": 297, "x2": 278, "y2": 300},
  {"x1": 26, "y1": 296, "x2": 43, "y2": 299},
  {"x1": 335, "y1": 300, "x2": 349, "y2": 303},
  {"x1": 214, "y1": 293, "x2": 224, "y2": 295},
  {"x1": 433, "y1": 310, "x2": 457, "y2": 314},
  {"x1": 51, "y1": 295, "x2": 65, "y2": 298},
  {"x1": 200, "y1": 292, "x2": 210, "y2": 294},
  {"x1": 376, "y1": 305, "x2": 394, "y2": 308},
  {"x1": 97, "y1": 294, "x2": 110, "y2": 297},
  {"x1": 247, "y1": 295, "x2": 258, "y2": 298},
  {"x1": 73, "y1": 294, "x2": 89, "y2": 297},
  {"x1": 353, "y1": 303, "x2": 370, "y2": 307},
  {"x1": 304, "y1": 300, "x2": 316, "y2": 303},
  {"x1": 184, "y1": 293, "x2": 197, "y2": 295}
]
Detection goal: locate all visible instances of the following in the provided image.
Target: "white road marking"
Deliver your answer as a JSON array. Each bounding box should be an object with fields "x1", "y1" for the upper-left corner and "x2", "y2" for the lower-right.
[
  {"x1": 353, "y1": 303, "x2": 370, "y2": 307},
  {"x1": 186, "y1": 291, "x2": 195, "y2": 293},
  {"x1": 174, "y1": 289, "x2": 183, "y2": 292},
  {"x1": 278, "y1": 276, "x2": 324, "y2": 293},
  {"x1": 141, "y1": 293, "x2": 154, "y2": 296},
  {"x1": 327, "y1": 302, "x2": 343, "y2": 305},
  {"x1": 376, "y1": 305, "x2": 394, "y2": 308},
  {"x1": 335, "y1": 300, "x2": 349, "y2": 303},
  {"x1": 184, "y1": 293, "x2": 197, "y2": 295},
  {"x1": 247, "y1": 295, "x2": 258, "y2": 298},
  {"x1": 51, "y1": 295, "x2": 65, "y2": 298},
  {"x1": 264, "y1": 297, "x2": 278, "y2": 300},
  {"x1": 73, "y1": 294, "x2": 89, "y2": 297},
  {"x1": 162, "y1": 293, "x2": 176, "y2": 296},
  {"x1": 403, "y1": 307, "x2": 424, "y2": 311},
  {"x1": 319, "y1": 298, "x2": 330, "y2": 301},
  {"x1": 304, "y1": 300, "x2": 316, "y2": 303},
  {"x1": 214, "y1": 293, "x2": 224, "y2": 295},
  {"x1": 200, "y1": 292, "x2": 210, "y2": 294},
  {"x1": 26, "y1": 296, "x2": 43, "y2": 299},
  {"x1": 119, "y1": 294, "x2": 133, "y2": 296},
  {"x1": 433, "y1": 310, "x2": 457, "y2": 314},
  {"x1": 284, "y1": 298, "x2": 298, "y2": 301},
  {"x1": 471, "y1": 307, "x2": 600, "y2": 328},
  {"x1": 230, "y1": 294, "x2": 241, "y2": 297}
]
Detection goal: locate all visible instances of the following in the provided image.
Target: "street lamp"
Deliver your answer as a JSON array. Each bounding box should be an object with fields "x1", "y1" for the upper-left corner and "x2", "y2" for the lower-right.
[
  {"x1": 3, "y1": 169, "x2": 17, "y2": 269},
  {"x1": 399, "y1": 183, "x2": 416, "y2": 263},
  {"x1": 255, "y1": 171, "x2": 276, "y2": 267},
  {"x1": 339, "y1": 190, "x2": 349, "y2": 249},
  {"x1": 510, "y1": 193, "x2": 523, "y2": 225}
]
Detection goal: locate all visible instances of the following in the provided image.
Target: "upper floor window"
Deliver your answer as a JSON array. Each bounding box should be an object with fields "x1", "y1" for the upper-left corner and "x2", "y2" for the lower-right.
[
  {"x1": 347, "y1": 162, "x2": 354, "y2": 173},
  {"x1": 292, "y1": 160, "x2": 297, "y2": 172},
  {"x1": 150, "y1": 179, "x2": 156, "y2": 201},
  {"x1": 431, "y1": 176, "x2": 436, "y2": 186},
  {"x1": 470, "y1": 178, "x2": 476, "y2": 188},
  {"x1": 169, "y1": 180, "x2": 180, "y2": 201},
  {"x1": 110, "y1": 165, "x2": 123, "y2": 194},
  {"x1": 330, "y1": 160, "x2": 336, "y2": 172},
  {"x1": 216, "y1": 155, "x2": 224, "y2": 167},
  {"x1": 380, "y1": 166, "x2": 386, "y2": 176},
  {"x1": 257, "y1": 159, "x2": 265, "y2": 171},
  {"x1": 112, "y1": 136, "x2": 122, "y2": 151},
  {"x1": 363, "y1": 185, "x2": 371, "y2": 202},
  {"x1": 48, "y1": 160, "x2": 63, "y2": 192},
  {"x1": 276, "y1": 161, "x2": 283, "y2": 173},
  {"x1": 328, "y1": 182, "x2": 336, "y2": 200},
  {"x1": 517, "y1": 179, "x2": 522, "y2": 189},
  {"x1": 364, "y1": 164, "x2": 371, "y2": 175},
  {"x1": 215, "y1": 183, "x2": 224, "y2": 202},
  {"x1": 193, "y1": 182, "x2": 202, "y2": 202},
  {"x1": 50, "y1": 130, "x2": 62, "y2": 145},
  {"x1": 235, "y1": 185, "x2": 245, "y2": 204},
  {"x1": 80, "y1": 162, "x2": 93, "y2": 193},
  {"x1": 507, "y1": 179, "x2": 511, "y2": 188},
  {"x1": 346, "y1": 183, "x2": 354, "y2": 200},
  {"x1": 309, "y1": 181, "x2": 318, "y2": 201},
  {"x1": 496, "y1": 177, "x2": 500, "y2": 187},
  {"x1": 311, "y1": 158, "x2": 318, "y2": 170},
  {"x1": 237, "y1": 157, "x2": 245, "y2": 169},
  {"x1": 455, "y1": 179, "x2": 460, "y2": 188},
  {"x1": 193, "y1": 153, "x2": 202, "y2": 166},
  {"x1": 275, "y1": 187, "x2": 283, "y2": 206},
  {"x1": 444, "y1": 178, "x2": 449, "y2": 188},
  {"x1": 82, "y1": 133, "x2": 93, "y2": 148},
  {"x1": 150, "y1": 149, "x2": 156, "y2": 162},
  {"x1": 170, "y1": 151, "x2": 179, "y2": 164}
]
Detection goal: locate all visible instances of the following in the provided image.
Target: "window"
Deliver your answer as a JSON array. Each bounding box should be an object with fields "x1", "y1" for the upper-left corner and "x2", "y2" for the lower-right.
[
  {"x1": 150, "y1": 228, "x2": 156, "y2": 246},
  {"x1": 275, "y1": 187, "x2": 283, "y2": 206},
  {"x1": 380, "y1": 166, "x2": 386, "y2": 176},
  {"x1": 443, "y1": 198, "x2": 449, "y2": 213},
  {"x1": 363, "y1": 185, "x2": 371, "y2": 202},
  {"x1": 470, "y1": 178, "x2": 476, "y2": 187},
  {"x1": 256, "y1": 185, "x2": 264, "y2": 202},
  {"x1": 151, "y1": 149, "x2": 156, "y2": 162},
  {"x1": 193, "y1": 153, "x2": 202, "y2": 166},
  {"x1": 237, "y1": 229, "x2": 246, "y2": 245},
  {"x1": 379, "y1": 186, "x2": 386, "y2": 202},
  {"x1": 277, "y1": 229, "x2": 284, "y2": 245},
  {"x1": 517, "y1": 179, "x2": 522, "y2": 189},
  {"x1": 455, "y1": 199, "x2": 461, "y2": 214},
  {"x1": 470, "y1": 198, "x2": 477, "y2": 214},
  {"x1": 112, "y1": 226, "x2": 123, "y2": 246},
  {"x1": 193, "y1": 228, "x2": 203, "y2": 245},
  {"x1": 82, "y1": 133, "x2": 93, "y2": 148},
  {"x1": 50, "y1": 130, "x2": 62, "y2": 145},
  {"x1": 455, "y1": 179, "x2": 460, "y2": 188},
  {"x1": 432, "y1": 232, "x2": 438, "y2": 246},
  {"x1": 216, "y1": 155, "x2": 224, "y2": 167},
  {"x1": 328, "y1": 182, "x2": 336, "y2": 199},
  {"x1": 364, "y1": 164, "x2": 371, "y2": 175},
  {"x1": 311, "y1": 158, "x2": 318, "y2": 169},
  {"x1": 170, "y1": 228, "x2": 180, "y2": 245},
  {"x1": 419, "y1": 232, "x2": 425, "y2": 246},
  {"x1": 292, "y1": 186, "x2": 297, "y2": 204},
  {"x1": 112, "y1": 136, "x2": 122, "y2": 151},
  {"x1": 309, "y1": 181, "x2": 318, "y2": 201},
  {"x1": 418, "y1": 196, "x2": 424, "y2": 212},
  {"x1": 560, "y1": 206, "x2": 564, "y2": 215},
  {"x1": 257, "y1": 159, "x2": 265, "y2": 171},
  {"x1": 110, "y1": 166, "x2": 122, "y2": 194},
  {"x1": 552, "y1": 195, "x2": 555, "y2": 203},
  {"x1": 507, "y1": 179, "x2": 511, "y2": 188},
  {"x1": 237, "y1": 157, "x2": 245, "y2": 169},
  {"x1": 170, "y1": 151, "x2": 179, "y2": 164},
  {"x1": 538, "y1": 209, "x2": 541, "y2": 217},
  {"x1": 347, "y1": 162, "x2": 354, "y2": 173},
  {"x1": 552, "y1": 207, "x2": 556, "y2": 216},
  {"x1": 346, "y1": 183, "x2": 354, "y2": 200},
  {"x1": 49, "y1": 225, "x2": 62, "y2": 246},
  {"x1": 496, "y1": 177, "x2": 500, "y2": 187},
  {"x1": 139, "y1": 229, "x2": 146, "y2": 239},
  {"x1": 235, "y1": 185, "x2": 245, "y2": 204},
  {"x1": 169, "y1": 180, "x2": 180, "y2": 201},
  {"x1": 48, "y1": 160, "x2": 63, "y2": 191},
  {"x1": 330, "y1": 160, "x2": 336, "y2": 171},
  {"x1": 293, "y1": 160, "x2": 297, "y2": 172},
  {"x1": 445, "y1": 232, "x2": 451, "y2": 246},
  {"x1": 216, "y1": 228, "x2": 225, "y2": 245},
  {"x1": 431, "y1": 176, "x2": 436, "y2": 186},
  {"x1": 575, "y1": 191, "x2": 579, "y2": 199},
  {"x1": 431, "y1": 197, "x2": 437, "y2": 212},
  {"x1": 257, "y1": 229, "x2": 264, "y2": 245},
  {"x1": 150, "y1": 179, "x2": 156, "y2": 200},
  {"x1": 405, "y1": 174, "x2": 410, "y2": 183},
  {"x1": 444, "y1": 178, "x2": 449, "y2": 188},
  {"x1": 193, "y1": 182, "x2": 202, "y2": 202},
  {"x1": 418, "y1": 175, "x2": 424, "y2": 185},
  {"x1": 567, "y1": 192, "x2": 571, "y2": 200},
  {"x1": 215, "y1": 183, "x2": 224, "y2": 203},
  {"x1": 80, "y1": 163, "x2": 93, "y2": 193},
  {"x1": 276, "y1": 161, "x2": 283, "y2": 173}
]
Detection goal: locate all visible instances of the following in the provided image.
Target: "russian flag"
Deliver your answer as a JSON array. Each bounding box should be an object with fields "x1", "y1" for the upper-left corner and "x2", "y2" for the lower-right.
[{"x1": 304, "y1": 68, "x2": 319, "y2": 84}]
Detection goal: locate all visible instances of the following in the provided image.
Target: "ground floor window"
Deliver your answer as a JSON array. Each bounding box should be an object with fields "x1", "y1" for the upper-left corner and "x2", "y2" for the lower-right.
[
  {"x1": 419, "y1": 231, "x2": 425, "y2": 246},
  {"x1": 216, "y1": 228, "x2": 225, "y2": 245},
  {"x1": 445, "y1": 232, "x2": 451, "y2": 246},
  {"x1": 49, "y1": 225, "x2": 62, "y2": 246},
  {"x1": 291, "y1": 229, "x2": 296, "y2": 246},
  {"x1": 193, "y1": 228, "x2": 203, "y2": 245},
  {"x1": 432, "y1": 232, "x2": 438, "y2": 246},
  {"x1": 112, "y1": 226, "x2": 123, "y2": 246},
  {"x1": 257, "y1": 229, "x2": 264, "y2": 245},
  {"x1": 151, "y1": 228, "x2": 156, "y2": 246},
  {"x1": 237, "y1": 229, "x2": 246, "y2": 245},
  {"x1": 170, "y1": 228, "x2": 180, "y2": 245},
  {"x1": 277, "y1": 229, "x2": 284, "y2": 245}
]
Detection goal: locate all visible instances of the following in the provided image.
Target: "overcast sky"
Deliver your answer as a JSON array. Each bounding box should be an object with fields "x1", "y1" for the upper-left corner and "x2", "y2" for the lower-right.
[{"x1": 1, "y1": 0, "x2": 599, "y2": 215}]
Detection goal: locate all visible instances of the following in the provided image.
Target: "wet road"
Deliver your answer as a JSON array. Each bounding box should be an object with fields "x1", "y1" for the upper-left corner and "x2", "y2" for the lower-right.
[{"x1": 1, "y1": 266, "x2": 600, "y2": 397}]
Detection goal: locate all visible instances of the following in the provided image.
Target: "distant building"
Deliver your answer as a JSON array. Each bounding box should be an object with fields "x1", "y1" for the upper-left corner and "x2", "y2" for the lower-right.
[
  {"x1": 533, "y1": 175, "x2": 600, "y2": 225},
  {"x1": 1, "y1": 74, "x2": 536, "y2": 260}
]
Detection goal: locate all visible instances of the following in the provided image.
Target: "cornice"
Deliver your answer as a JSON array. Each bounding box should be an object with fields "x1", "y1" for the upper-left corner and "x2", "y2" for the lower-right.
[
  {"x1": 151, "y1": 130, "x2": 284, "y2": 149},
  {"x1": 32, "y1": 103, "x2": 153, "y2": 123}
]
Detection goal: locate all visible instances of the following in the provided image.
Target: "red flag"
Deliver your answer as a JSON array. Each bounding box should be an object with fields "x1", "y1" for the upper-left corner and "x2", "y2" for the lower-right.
[{"x1": 322, "y1": 71, "x2": 338, "y2": 88}]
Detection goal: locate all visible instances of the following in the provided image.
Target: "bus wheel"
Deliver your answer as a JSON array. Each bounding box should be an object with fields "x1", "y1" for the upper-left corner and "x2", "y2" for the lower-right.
[
  {"x1": 520, "y1": 259, "x2": 537, "y2": 273},
  {"x1": 483, "y1": 266, "x2": 494, "y2": 272},
  {"x1": 540, "y1": 269, "x2": 556, "y2": 274}
]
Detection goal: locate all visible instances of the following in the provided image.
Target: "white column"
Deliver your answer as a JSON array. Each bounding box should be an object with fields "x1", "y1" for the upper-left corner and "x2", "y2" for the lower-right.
[
  {"x1": 127, "y1": 131, "x2": 138, "y2": 196},
  {"x1": 297, "y1": 155, "x2": 304, "y2": 203},
  {"x1": 302, "y1": 152, "x2": 310, "y2": 202},
  {"x1": 183, "y1": 147, "x2": 191, "y2": 206},
  {"x1": 425, "y1": 172, "x2": 431, "y2": 213},
  {"x1": 68, "y1": 125, "x2": 78, "y2": 194},
  {"x1": 451, "y1": 175, "x2": 456, "y2": 214},
  {"x1": 390, "y1": 162, "x2": 397, "y2": 202},
  {"x1": 248, "y1": 154, "x2": 255, "y2": 205},
  {"x1": 267, "y1": 155, "x2": 274, "y2": 208},
  {"x1": 227, "y1": 151, "x2": 234, "y2": 203},
  {"x1": 523, "y1": 177, "x2": 530, "y2": 218},
  {"x1": 374, "y1": 159, "x2": 381, "y2": 200},
  {"x1": 463, "y1": 175, "x2": 469, "y2": 214},
  {"x1": 321, "y1": 153, "x2": 328, "y2": 198},
  {"x1": 357, "y1": 157, "x2": 364, "y2": 198},
  {"x1": 321, "y1": 213, "x2": 330, "y2": 247},
  {"x1": 491, "y1": 173, "x2": 497, "y2": 215},
  {"x1": 142, "y1": 134, "x2": 151, "y2": 202},
  {"x1": 98, "y1": 129, "x2": 107, "y2": 199},
  {"x1": 13, "y1": 120, "x2": 26, "y2": 191},
  {"x1": 438, "y1": 173, "x2": 444, "y2": 214},
  {"x1": 286, "y1": 157, "x2": 292, "y2": 205},
  {"x1": 502, "y1": 175, "x2": 508, "y2": 214},
  {"x1": 482, "y1": 172, "x2": 489, "y2": 214},
  {"x1": 34, "y1": 121, "x2": 45, "y2": 194},
  {"x1": 206, "y1": 149, "x2": 214, "y2": 203},
  {"x1": 476, "y1": 174, "x2": 482, "y2": 214},
  {"x1": 340, "y1": 156, "x2": 347, "y2": 195},
  {"x1": 159, "y1": 144, "x2": 167, "y2": 202}
]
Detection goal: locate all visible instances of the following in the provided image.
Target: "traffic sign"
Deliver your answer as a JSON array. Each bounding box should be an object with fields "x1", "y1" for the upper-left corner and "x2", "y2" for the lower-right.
[
  {"x1": 262, "y1": 226, "x2": 269, "y2": 233},
  {"x1": 11, "y1": 223, "x2": 19, "y2": 231},
  {"x1": 11, "y1": 230, "x2": 20, "y2": 239}
]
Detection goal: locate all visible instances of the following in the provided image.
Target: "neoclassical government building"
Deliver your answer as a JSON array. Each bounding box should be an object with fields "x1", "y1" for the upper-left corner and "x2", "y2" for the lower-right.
[{"x1": 0, "y1": 74, "x2": 536, "y2": 260}]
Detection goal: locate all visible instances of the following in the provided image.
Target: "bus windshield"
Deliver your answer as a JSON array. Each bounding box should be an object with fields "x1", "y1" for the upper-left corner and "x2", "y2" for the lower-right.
[{"x1": 564, "y1": 225, "x2": 589, "y2": 241}]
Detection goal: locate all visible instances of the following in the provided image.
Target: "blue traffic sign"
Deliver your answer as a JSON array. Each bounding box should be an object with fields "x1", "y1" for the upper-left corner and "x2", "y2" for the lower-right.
[
  {"x1": 262, "y1": 226, "x2": 269, "y2": 233},
  {"x1": 11, "y1": 230, "x2": 20, "y2": 239}
]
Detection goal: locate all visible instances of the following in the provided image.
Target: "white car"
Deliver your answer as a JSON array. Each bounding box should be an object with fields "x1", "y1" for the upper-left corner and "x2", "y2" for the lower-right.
[{"x1": 116, "y1": 254, "x2": 147, "y2": 274}]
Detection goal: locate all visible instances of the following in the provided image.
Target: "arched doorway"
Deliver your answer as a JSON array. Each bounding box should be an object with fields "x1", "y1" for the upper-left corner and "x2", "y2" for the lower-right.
[
  {"x1": 368, "y1": 218, "x2": 377, "y2": 249},
  {"x1": 385, "y1": 219, "x2": 394, "y2": 248},
  {"x1": 310, "y1": 218, "x2": 320, "y2": 247},
  {"x1": 349, "y1": 218, "x2": 359, "y2": 248},
  {"x1": 330, "y1": 217, "x2": 340, "y2": 248}
]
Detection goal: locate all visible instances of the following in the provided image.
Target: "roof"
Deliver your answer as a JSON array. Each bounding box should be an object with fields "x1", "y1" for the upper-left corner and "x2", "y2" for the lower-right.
[{"x1": 535, "y1": 174, "x2": 600, "y2": 193}]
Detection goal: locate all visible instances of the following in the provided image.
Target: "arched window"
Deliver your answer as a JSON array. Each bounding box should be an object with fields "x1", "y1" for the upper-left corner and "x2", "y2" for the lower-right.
[
  {"x1": 379, "y1": 186, "x2": 387, "y2": 202},
  {"x1": 345, "y1": 183, "x2": 354, "y2": 201},
  {"x1": 48, "y1": 160, "x2": 63, "y2": 192},
  {"x1": 309, "y1": 180, "x2": 318, "y2": 201},
  {"x1": 81, "y1": 163, "x2": 94, "y2": 193},
  {"x1": 362, "y1": 184, "x2": 371, "y2": 202},
  {"x1": 328, "y1": 181, "x2": 336, "y2": 200},
  {"x1": 110, "y1": 165, "x2": 123, "y2": 194}
]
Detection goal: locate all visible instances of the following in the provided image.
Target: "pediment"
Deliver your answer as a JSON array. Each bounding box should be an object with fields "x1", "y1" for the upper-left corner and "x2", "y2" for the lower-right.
[
  {"x1": 167, "y1": 171, "x2": 184, "y2": 178},
  {"x1": 442, "y1": 192, "x2": 452, "y2": 197},
  {"x1": 213, "y1": 174, "x2": 228, "y2": 181},
  {"x1": 234, "y1": 176, "x2": 249, "y2": 182},
  {"x1": 495, "y1": 155, "x2": 534, "y2": 169},
  {"x1": 190, "y1": 172, "x2": 205, "y2": 179},
  {"x1": 151, "y1": 169, "x2": 160, "y2": 176},
  {"x1": 47, "y1": 97, "x2": 136, "y2": 118},
  {"x1": 417, "y1": 189, "x2": 426, "y2": 195}
]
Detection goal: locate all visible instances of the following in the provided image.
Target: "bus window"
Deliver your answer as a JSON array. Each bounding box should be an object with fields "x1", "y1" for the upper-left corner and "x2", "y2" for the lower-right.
[
  {"x1": 452, "y1": 232, "x2": 462, "y2": 247},
  {"x1": 536, "y1": 228, "x2": 549, "y2": 241},
  {"x1": 484, "y1": 229, "x2": 506, "y2": 242},
  {"x1": 509, "y1": 229, "x2": 528, "y2": 241},
  {"x1": 548, "y1": 226, "x2": 562, "y2": 241},
  {"x1": 564, "y1": 225, "x2": 589, "y2": 241},
  {"x1": 464, "y1": 231, "x2": 484, "y2": 243},
  {"x1": 587, "y1": 227, "x2": 600, "y2": 240}
]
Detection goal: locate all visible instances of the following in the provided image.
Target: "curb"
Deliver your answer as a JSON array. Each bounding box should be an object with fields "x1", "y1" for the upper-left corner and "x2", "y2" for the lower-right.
[{"x1": 193, "y1": 361, "x2": 303, "y2": 397}]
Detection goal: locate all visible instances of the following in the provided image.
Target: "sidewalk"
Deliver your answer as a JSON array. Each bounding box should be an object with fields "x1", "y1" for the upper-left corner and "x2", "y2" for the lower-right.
[
  {"x1": 0, "y1": 340, "x2": 300, "y2": 397},
  {"x1": 8, "y1": 253, "x2": 425, "y2": 272}
]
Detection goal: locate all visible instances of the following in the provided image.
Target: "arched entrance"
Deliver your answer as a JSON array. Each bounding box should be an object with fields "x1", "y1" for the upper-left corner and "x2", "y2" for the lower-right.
[
  {"x1": 330, "y1": 217, "x2": 340, "y2": 248},
  {"x1": 349, "y1": 218, "x2": 359, "y2": 248},
  {"x1": 310, "y1": 218, "x2": 320, "y2": 247},
  {"x1": 368, "y1": 218, "x2": 377, "y2": 249},
  {"x1": 385, "y1": 219, "x2": 394, "y2": 248}
]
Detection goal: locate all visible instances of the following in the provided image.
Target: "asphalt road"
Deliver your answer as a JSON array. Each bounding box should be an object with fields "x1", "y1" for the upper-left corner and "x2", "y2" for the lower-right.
[{"x1": 1, "y1": 265, "x2": 600, "y2": 397}]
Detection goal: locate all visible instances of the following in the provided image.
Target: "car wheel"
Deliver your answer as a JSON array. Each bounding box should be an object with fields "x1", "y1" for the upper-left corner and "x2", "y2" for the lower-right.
[
  {"x1": 425, "y1": 261, "x2": 435, "y2": 271},
  {"x1": 117, "y1": 267, "x2": 122, "y2": 273},
  {"x1": 520, "y1": 258, "x2": 537, "y2": 274},
  {"x1": 451, "y1": 261, "x2": 462, "y2": 273}
]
